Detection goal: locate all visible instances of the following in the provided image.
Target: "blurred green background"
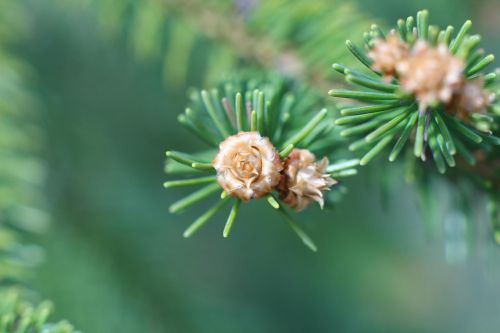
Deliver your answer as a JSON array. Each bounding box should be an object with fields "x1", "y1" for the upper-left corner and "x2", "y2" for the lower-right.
[{"x1": 5, "y1": 0, "x2": 500, "y2": 332}]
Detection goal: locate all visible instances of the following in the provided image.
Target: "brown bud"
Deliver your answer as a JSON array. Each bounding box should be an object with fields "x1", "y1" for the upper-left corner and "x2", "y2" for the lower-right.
[
  {"x1": 369, "y1": 30, "x2": 410, "y2": 81},
  {"x1": 448, "y1": 78, "x2": 495, "y2": 120},
  {"x1": 279, "y1": 149, "x2": 337, "y2": 212},
  {"x1": 212, "y1": 132, "x2": 282, "y2": 201},
  {"x1": 397, "y1": 41, "x2": 464, "y2": 106}
]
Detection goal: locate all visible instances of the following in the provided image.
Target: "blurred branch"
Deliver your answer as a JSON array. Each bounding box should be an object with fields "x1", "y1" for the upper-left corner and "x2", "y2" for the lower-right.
[
  {"x1": 0, "y1": 290, "x2": 77, "y2": 333},
  {"x1": 162, "y1": 0, "x2": 318, "y2": 85},
  {"x1": 0, "y1": 2, "x2": 78, "y2": 330},
  {"x1": 84, "y1": 0, "x2": 372, "y2": 90}
]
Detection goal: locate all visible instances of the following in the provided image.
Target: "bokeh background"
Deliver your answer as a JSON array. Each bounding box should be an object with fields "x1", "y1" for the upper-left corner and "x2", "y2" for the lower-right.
[{"x1": 3, "y1": 0, "x2": 500, "y2": 332}]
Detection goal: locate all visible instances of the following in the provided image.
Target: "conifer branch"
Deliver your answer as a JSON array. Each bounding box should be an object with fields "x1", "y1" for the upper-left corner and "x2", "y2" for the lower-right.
[
  {"x1": 0, "y1": 291, "x2": 77, "y2": 333},
  {"x1": 164, "y1": 77, "x2": 356, "y2": 249},
  {"x1": 329, "y1": 10, "x2": 500, "y2": 187},
  {"x1": 0, "y1": 5, "x2": 78, "y2": 329},
  {"x1": 80, "y1": 0, "x2": 372, "y2": 91}
]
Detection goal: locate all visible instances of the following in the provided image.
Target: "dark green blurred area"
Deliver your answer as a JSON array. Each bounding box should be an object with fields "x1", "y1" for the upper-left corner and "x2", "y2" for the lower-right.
[{"x1": 9, "y1": 0, "x2": 500, "y2": 332}]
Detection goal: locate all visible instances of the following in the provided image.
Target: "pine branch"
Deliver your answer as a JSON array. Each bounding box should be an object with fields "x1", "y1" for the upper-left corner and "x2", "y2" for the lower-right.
[
  {"x1": 73, "y1": 0, "x2": 373, "y2": 90},
  {"x1": 0, "y1": 53, "x2": 46, "y2": 286},
  {"x1": 0, "y1": 290, "x2": 77, "y2": 333},
  {"x1": 329, "y1": 10, "x2": 500, "y2": 187},
  {"x1": 74, "y1": 0, "x2": 500, "y2": 188},
  {"x1": 164, "y1": 76, "x2": 357, "y2": 250},
  {"x1": 67, "y1": 1, "x2": 500, "y2": 245},
  {"x1": 0, "y1": 4, "x2": 77, "y2": 330},
  {"x1": 161, "y1": 0, "x2": 327, "y2": 87},
  {"x1": 176, "y1": 0, "x2": 374, "y2": 89}
]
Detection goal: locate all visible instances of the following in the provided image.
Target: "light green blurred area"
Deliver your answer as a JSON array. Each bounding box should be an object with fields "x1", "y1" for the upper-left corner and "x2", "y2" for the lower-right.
[{"x1": 5, "y1": 0, "x2": 500, "y2": 332}]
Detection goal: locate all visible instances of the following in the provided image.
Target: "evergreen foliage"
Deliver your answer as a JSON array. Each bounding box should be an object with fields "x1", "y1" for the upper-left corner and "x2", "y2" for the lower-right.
[
  {"x1": 66, "y1": 0, "x2": 373, "y2": 87},
  {"x1": 165, "y1": 77, "x2": 359, "y2": 250},
  {"x1": 330, "y1": 10, "x2": 499, "y2": 175},
  {"x1": 0, "y1": 290, "x2": 77, "y2": 333},
  {"x1": 0, "y1": 0, "x2": 46, "y2": 288},
  {"x1": 0, "y1": 1, "x2": 77, "y2": 330},
  {"x1": 0, "y1": 0, "x2": 499, "y2": 331}
]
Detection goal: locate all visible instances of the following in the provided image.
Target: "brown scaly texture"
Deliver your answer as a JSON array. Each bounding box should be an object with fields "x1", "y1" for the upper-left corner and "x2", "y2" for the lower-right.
[
  {"x1": 368, "y1": 29, "x2": 410, "y2": 81},
  {"x1": 279, "y1": 149, "x2": 337, "y2": 211},
  {"x1": 448, "y1": 78, "x2": 495, "y2": 120},
  {"x1": 396, "y1": 41, "x2": 464, "y2": 107},
  {"x1": 212, "y1": 132, "x2": 283, "y2": 201}
]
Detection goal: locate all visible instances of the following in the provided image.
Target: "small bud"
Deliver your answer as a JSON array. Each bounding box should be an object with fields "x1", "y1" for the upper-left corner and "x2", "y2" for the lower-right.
[
  {"x1": 212, "y1": 132, "x2": 283, "y2": 201},
  {"x1": 449, "y1": 78, "x2": 495, "y2": 119},
  {"x1": 397, "y1": 41, "x2": 464, "y2": 106},
  {"x1": 279, "y1": 149, "x2": 337, "y2": 212},
  {"x1": 368, "y1": 30, "x2": 410, "y2": 81}
]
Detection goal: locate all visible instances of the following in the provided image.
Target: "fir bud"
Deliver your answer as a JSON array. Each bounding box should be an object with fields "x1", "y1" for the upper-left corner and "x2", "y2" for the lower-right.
[
  {"x1": 449, "y1": 78, "x2": 495, "y2": 119},
  {"x1": 279, "y1": 149, "x2": 337, "y2": 211},
  {"x1": 369, "y1": 30, "x2": 410, "y2": 81},
  {"x1": 397, "y1": 41, "x2": 464, "y2": 106},
  {"x1": 212, "y1": 132, "x2": 283, "y2": 201}
]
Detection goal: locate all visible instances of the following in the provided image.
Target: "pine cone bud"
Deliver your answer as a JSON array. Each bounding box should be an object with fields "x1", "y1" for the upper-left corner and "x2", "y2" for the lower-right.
[
  {"x1": 212, "y1": 132, "x2": 283, "y2": 201},
  {"x1": 449, "y1": 78, "x2": 495, "y2": 119},
  {"x1": 369, "y1": 30, "x2": 410, "y2": 81},
  {"x1": 397, "y1": 41, "x2": 464, "y2": 106},
  {"x1": 279, "y1": 149, "x2": 337, "y2": 212}
]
